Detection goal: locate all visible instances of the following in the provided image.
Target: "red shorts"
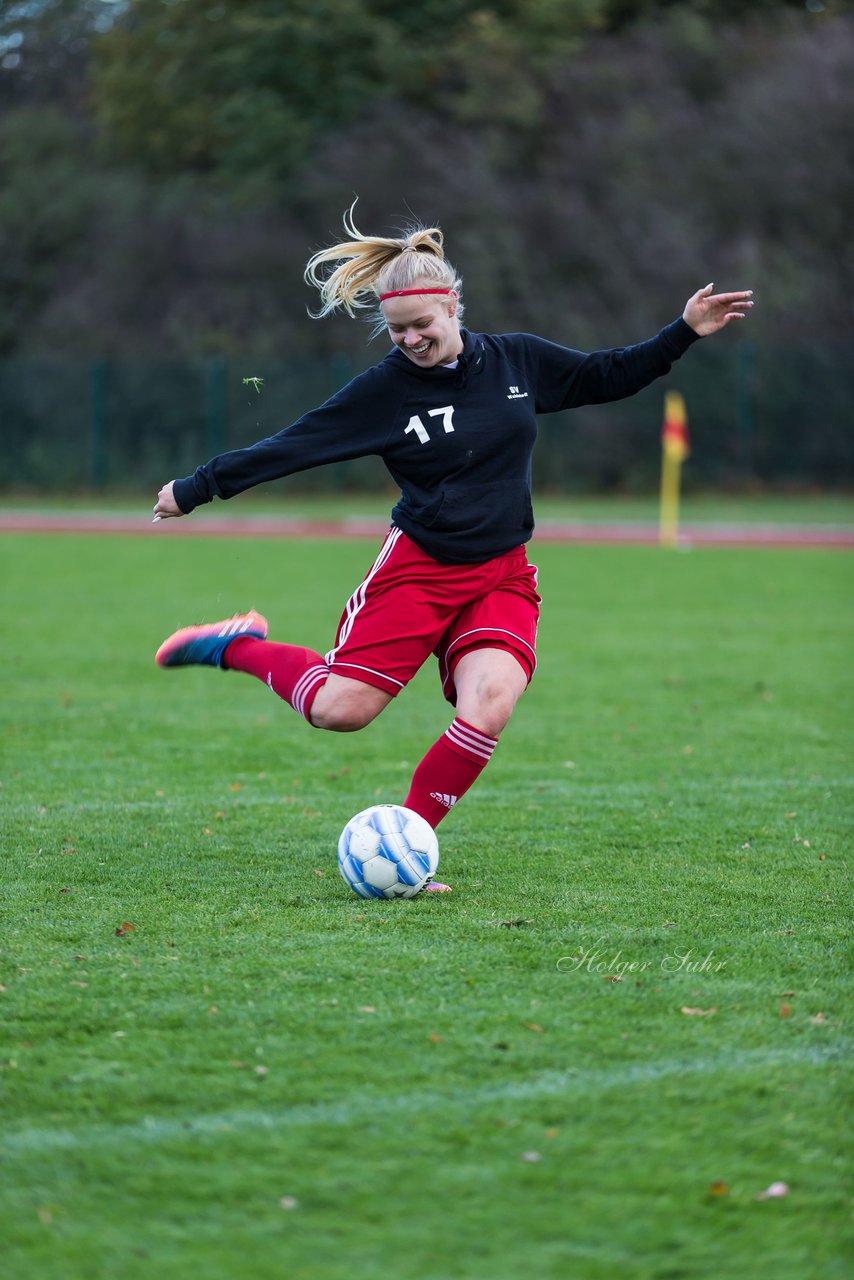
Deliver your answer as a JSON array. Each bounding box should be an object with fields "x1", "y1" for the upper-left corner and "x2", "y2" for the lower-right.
[{"x1": 325, "y1": 528, "x2": 541, "y2": 704}]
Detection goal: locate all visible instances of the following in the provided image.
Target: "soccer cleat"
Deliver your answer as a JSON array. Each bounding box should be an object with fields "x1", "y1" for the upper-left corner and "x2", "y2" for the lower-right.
[
  {"x1": 421, "y1": 881, "x2": 452, "y2": 893},
  {"x1": 155, "y1": 610, "x2": 268, "y2": 669}
]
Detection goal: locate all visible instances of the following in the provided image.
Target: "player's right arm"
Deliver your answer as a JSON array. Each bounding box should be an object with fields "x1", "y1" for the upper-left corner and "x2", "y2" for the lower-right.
[{"x1": 151, "y1": 366, "x2": 396, "y2": 520}]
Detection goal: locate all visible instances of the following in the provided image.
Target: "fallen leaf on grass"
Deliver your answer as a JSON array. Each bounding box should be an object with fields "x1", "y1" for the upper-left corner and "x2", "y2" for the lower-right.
[
  {"x1": 428, "y1": 1033, "x2": 444, "y2": 1044},
  {"x1": 523, "y1": 1022, "x2": 544, "y2": 1033},
  {"x1": 779, "y1": 1004, "x2": 793, "y2": 1018},
  {"x1": 499, "y1": 919, "x2": 534, "y2": 928},
  {"x1": 707, "y1": 1181, "x2": 730, "y2": 1197},
  {"x1": 358, "y1": 1006, "x2": 377, "y2": 1014},
  {"x1": 808, "y1": 1012, "x2": 827, "y2": 1025},
  {"x1": 115, "y1": 922, "x2": 136, "y2": 937},
  {"x1": 756, "y1": 1181, "x2": 789, "y2": 1200},
  {"x1": 680, "y1": 1006, "x2": 717, "y2": 1017},
  {"x1": 603, "y1": 975, "x2": 623, "y2": 983}
]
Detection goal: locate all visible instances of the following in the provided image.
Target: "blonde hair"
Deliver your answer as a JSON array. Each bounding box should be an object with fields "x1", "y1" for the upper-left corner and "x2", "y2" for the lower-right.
[{"x1": 304, "y1": 202, "x2": 464, "y2": 327}]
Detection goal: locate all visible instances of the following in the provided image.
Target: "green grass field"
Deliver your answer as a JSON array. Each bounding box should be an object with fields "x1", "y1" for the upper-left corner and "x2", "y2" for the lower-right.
[{"x1": 1, "y1": 521, "x2": 851, "y2": 1279}]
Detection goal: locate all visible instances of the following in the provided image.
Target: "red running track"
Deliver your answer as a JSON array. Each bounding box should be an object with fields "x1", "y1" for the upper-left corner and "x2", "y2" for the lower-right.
[{"x1": 1, "y1": 511, "x2": 852, "y2": 548}]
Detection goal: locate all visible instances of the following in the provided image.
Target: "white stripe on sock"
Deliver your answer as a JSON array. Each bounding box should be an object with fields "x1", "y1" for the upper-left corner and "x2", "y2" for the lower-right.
[
  {"x1": 446, "y1": 719, "x2": 497, "y2": 762},
  {"x1": 290, "y1": 664, "x2": 330, "y2": 720}
]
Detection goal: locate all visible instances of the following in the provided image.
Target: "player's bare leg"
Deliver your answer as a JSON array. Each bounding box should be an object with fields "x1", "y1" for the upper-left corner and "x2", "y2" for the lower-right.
[
  {"x1": 453, "y1": 647, "x2": 529, "y2": 737},
  {"x1": 402, "y1": 646, "x2": 529, "y2": 884}
]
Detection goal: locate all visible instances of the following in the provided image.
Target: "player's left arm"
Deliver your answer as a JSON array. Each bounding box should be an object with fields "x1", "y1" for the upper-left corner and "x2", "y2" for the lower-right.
[{"x1": 682, "y1": 283, "x2": 753, "y2": 336}]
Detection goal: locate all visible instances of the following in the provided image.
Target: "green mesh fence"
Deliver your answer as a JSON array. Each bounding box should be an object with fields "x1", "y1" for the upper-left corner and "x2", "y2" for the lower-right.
[{"x1": 1, "y1": 344, "x2": 851, "y2": 493}]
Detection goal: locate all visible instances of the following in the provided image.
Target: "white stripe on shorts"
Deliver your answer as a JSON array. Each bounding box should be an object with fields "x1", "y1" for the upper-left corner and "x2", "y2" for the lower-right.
[{"x1": 325, "y1": 527, "x2": 402, "y2": 666}]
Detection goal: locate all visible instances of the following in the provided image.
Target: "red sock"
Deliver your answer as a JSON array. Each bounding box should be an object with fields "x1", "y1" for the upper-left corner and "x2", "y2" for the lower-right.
[
  {"x1": 224, "y1": 638, "x2": 329, "y2": 723},
  {"x1": 404, "y1": 717, "x2": 498, "y2": 828}
]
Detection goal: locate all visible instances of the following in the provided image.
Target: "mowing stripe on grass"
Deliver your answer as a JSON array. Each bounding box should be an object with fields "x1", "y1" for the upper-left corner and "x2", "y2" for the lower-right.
[
  {"x1": 2, "y1": 1042, "x2": 845, "y2": 1156},
  {"x1": 5, "y1": 774, "x2": 852, "y2": 818}
]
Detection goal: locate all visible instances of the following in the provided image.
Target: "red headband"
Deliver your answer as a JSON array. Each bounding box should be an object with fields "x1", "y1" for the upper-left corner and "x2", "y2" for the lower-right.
[{"x1": 378, "y1": 288, "x2": 453, "y2": 302}]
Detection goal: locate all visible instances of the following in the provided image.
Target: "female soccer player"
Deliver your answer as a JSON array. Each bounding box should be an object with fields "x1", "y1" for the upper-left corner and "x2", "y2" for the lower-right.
[{"x1": 153, "y1": 208, "x2": 752, "y2": 886}]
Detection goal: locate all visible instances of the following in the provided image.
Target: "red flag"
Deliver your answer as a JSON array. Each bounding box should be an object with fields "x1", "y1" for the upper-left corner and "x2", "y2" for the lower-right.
[{"x1": 662, "y1": 391, "x2": 690, "y2": 463}]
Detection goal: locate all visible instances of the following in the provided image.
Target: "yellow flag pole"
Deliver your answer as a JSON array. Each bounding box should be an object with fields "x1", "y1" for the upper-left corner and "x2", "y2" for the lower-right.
[{"x1": 659, "y1": 451, "x2": 681, "y2": 548}]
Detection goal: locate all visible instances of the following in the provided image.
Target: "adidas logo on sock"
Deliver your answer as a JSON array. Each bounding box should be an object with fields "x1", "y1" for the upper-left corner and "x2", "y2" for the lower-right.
[{"x1": 429, "y1": 792, "x2": 458, "y2": 809}]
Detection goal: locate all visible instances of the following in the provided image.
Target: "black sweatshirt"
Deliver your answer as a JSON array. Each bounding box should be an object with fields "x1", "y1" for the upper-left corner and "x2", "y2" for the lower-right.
[{"x1": 173, "y1": 319, "x2": 700, "y2": 565}]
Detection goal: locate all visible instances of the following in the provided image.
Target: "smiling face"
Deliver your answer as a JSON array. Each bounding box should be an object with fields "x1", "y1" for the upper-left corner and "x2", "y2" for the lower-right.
[{"x1": 382, "y1": 284, "x2": 463, "y2": 369}]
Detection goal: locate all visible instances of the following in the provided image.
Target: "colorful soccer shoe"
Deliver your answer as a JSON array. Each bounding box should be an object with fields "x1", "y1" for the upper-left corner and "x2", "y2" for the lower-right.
[
  {"x1": 421, "y1": 881, "x2": 452, "y2": 893},
  {"x1": 155, "y1": 610, "x2": 268, "y2": 669}
]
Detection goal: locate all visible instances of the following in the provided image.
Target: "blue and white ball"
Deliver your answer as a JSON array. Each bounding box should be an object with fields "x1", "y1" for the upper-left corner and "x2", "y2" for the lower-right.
[{"x1": 337, "y1": 804, "x2": 440, "y2": 899}]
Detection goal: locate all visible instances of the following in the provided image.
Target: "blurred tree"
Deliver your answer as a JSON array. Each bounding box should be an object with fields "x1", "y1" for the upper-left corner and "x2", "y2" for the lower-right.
[
  {"x1": 90, "y1": 0, "x2": 609, "y2": 183},
  {"x1": 0, "y1": 0, "x2": 122, "y2": 108},
  {"x1": 0, "y1": 106, "x2": 101, "y2": 353},
  {"x1": 0, "y1": 0, "x2": 850, "y2": 364}
]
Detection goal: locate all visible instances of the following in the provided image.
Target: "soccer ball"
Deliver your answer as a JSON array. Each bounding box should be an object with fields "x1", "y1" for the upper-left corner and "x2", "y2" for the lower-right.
[{"x1": 337, "y1": 804, "x2": 440, "y2": 899}]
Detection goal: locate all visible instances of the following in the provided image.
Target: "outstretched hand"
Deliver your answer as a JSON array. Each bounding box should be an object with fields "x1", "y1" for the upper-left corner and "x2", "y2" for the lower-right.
[
  {"x1": 683, "y1": 284, "x2": 753, "y2": 336},
  {"x1": 152, "y1": 481, "x2": 183, "y2": 523}
]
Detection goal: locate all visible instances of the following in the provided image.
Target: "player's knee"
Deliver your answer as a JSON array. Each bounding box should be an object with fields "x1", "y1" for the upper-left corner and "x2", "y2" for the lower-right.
[
  {"x1": 310, "y1": 693, "x2": 381, "y2": 733},
  {"x1": 460, "y1": 681, "x2": 518, "y2": 737}
]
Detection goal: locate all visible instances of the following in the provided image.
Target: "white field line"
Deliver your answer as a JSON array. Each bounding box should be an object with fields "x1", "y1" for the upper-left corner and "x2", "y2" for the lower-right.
[{"x1": 1, "y1": 1042, "x2": 846, "y2": 1157}]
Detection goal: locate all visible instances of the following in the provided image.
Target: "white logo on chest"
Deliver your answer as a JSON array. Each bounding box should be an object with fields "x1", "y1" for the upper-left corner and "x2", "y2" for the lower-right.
[{"x1": 507, "y1": 385, "x2": 529, "y2": 400}]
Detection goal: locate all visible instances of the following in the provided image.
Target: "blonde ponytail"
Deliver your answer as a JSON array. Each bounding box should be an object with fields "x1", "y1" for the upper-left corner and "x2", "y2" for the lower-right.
[{"x1": 304, "y1": 202, "x2": 463, "y2": 324}]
